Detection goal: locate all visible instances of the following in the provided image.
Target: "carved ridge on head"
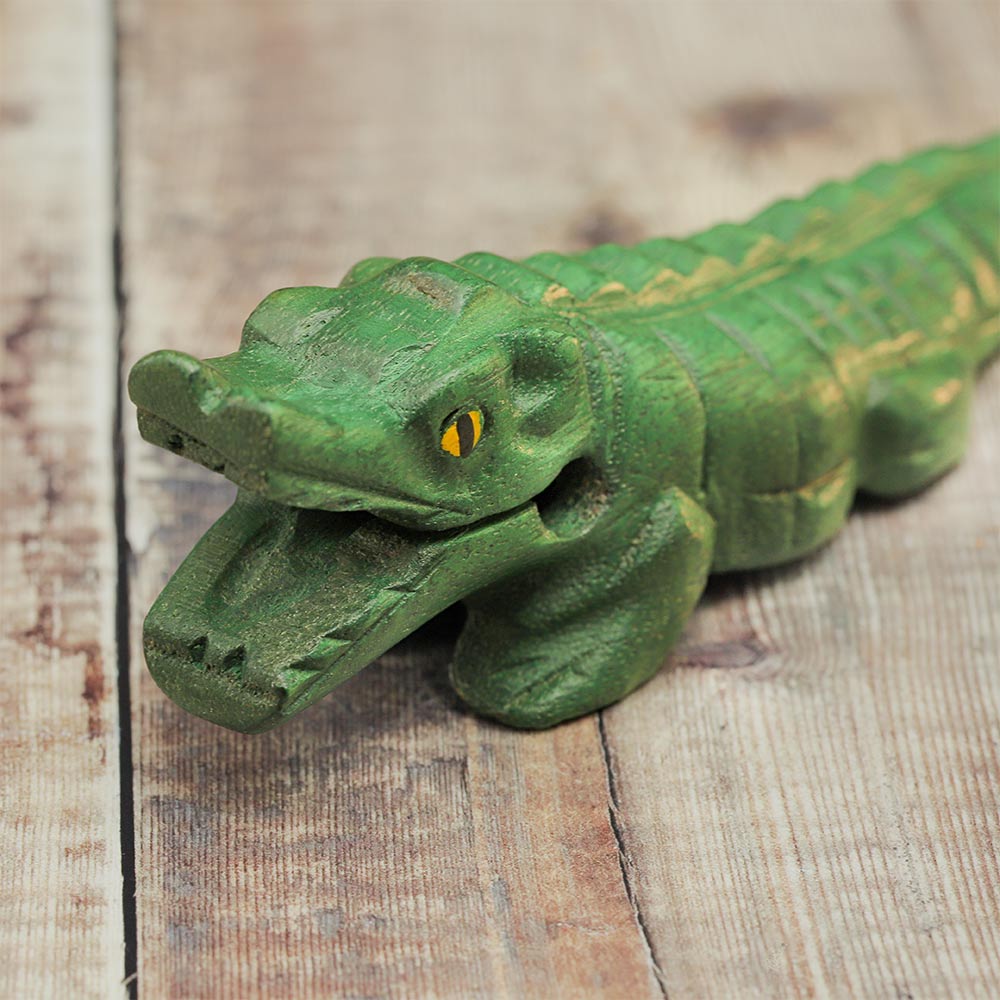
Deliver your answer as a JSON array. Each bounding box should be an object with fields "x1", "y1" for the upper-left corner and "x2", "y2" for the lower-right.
[{"x1": 129, "y1": 256, "x2": 597, "y2": 533}]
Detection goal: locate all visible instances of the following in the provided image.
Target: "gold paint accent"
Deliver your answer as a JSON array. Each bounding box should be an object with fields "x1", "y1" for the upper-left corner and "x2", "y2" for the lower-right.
[
  {"x1": 744, "y1": 233, "x2": 785, "y2": 267},
  {"x1": 631, "y1": 267, "x2": 684, "y2": 305},
  {"x1": 813, "y1": 378, "x2": 846, "y2": 408},
  {"x1": 800, "y1": 459, "x2": 854, "y2": 504},
  {"x1": 569, "y1": 161, "x2": 986, "y2": 321},
  {"x1": 932, "y1": 378, "x2": 964, "y2": 406},
  {"x1": 978, "y1": 314, "x2": 1000, "y2": 345},
  {"x1": 593, "y1": 281, "x2": 627, "y2": 297},
  {"x1": 541, "y1": 283, "x2": 573, "y2": 305},
  {"x1": 753, "y1": 456, "x2": 854, "y2": 501},
  {"x1": 469, "y1": 409, "x2": 483, "y2": 446},
  {"x1": 868, "y1": 329, "x2": 922, "y2": 360},
  {"x1": 577, "y1": 225, "x2": 805, "y2": 315},
  {"x1": 952, "y1": 284, "x2": 975, "y2": 321},
  {"x1": 973, "y1": 256, "x2": 999, "y2": 305}
]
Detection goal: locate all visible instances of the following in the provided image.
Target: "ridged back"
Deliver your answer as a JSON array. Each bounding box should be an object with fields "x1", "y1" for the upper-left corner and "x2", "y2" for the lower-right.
[{"x1": 450, "y1": 135, "x2": 999, "y2": 368}]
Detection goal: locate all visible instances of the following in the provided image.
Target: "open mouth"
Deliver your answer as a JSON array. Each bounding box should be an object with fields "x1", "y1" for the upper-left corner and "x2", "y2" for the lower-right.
[
  {"x1": 141, "y1": 478, "x2": 552, "y2": 733},
  {"x1": 130, "y1": 349, "x2": 593, "y2": 732},
  {"x1": 139, "y1": 443, "x2": 602, "y2": 734}
]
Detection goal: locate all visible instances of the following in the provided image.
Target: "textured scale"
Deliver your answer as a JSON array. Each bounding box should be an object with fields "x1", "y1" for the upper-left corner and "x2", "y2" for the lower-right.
[
  {"x1": 455, "y1": 137, "x2": 1000, "y2": 569},
  {"x1": 129, "y1": 136, "x2": 1000, "y2": 733}
]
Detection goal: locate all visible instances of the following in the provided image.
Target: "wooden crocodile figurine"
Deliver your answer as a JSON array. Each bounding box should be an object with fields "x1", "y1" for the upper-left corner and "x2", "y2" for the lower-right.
[{"x1": 130, "y1": 134, "x2": 1000, "y2": 733}]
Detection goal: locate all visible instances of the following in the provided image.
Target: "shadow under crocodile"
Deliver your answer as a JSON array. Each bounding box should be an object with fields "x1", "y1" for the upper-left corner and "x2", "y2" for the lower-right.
[{"x1": 147, "y1": 482, "x2": 937, "y2": 779}]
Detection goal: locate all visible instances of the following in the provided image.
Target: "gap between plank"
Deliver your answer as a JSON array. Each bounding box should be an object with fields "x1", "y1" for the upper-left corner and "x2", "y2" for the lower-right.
[
  {"x1": 110, "y1": 0, "x2": 138, "y2": 994},
  {"x1": 598, "y1": 712, "x2": 670, "y2": 999}
]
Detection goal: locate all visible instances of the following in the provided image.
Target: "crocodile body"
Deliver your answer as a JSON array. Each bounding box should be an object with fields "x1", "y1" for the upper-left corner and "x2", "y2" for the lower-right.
[{"x1": 130, "y1": 135, "x2": 1000, "y2": 733}]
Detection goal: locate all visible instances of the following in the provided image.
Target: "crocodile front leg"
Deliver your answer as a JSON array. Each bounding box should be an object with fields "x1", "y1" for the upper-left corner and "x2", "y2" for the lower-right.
[{"x1": 450, "y1": 487, "x2": 716, "y2": 728}]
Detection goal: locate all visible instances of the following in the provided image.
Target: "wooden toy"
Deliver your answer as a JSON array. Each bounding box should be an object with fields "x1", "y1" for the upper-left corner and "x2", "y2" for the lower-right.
[{"x1": 130, "y1": 135, "x2": 999, "y2": 732}]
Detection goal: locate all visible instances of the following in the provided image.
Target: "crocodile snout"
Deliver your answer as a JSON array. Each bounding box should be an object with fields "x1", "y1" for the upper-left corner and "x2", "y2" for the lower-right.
[
  {"x1": 143, "y1": 637, "x2": 284, "y2": 733},
  {"x1": 128, "y1": 349, "x2": 279, "y2": 483}
]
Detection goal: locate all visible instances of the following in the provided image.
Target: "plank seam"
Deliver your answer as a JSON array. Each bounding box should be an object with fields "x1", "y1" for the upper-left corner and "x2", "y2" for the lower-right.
[{"x1": 111, "y1": 0, "x2": 138, "y2": 993}]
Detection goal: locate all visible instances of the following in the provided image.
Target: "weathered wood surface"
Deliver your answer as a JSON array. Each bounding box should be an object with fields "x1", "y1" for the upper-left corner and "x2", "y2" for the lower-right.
[
  {"x1": 0, "y1": 1, "x2": 125, "y2": 998},
  {"x1": 604, "y1": 381, "x2": 1000, "y2": 997},
  {"x1": 3, "y1": 0, "x2": 998, "y2": 997},
  {"x1": 120, "y1": 1, "x2": 1000, "y2": 996}
]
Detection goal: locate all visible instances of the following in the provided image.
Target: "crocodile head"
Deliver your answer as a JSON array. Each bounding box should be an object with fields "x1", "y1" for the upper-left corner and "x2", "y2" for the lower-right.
[{"x1": 129, "y1": 258, "x2": 596, "y2": 732}]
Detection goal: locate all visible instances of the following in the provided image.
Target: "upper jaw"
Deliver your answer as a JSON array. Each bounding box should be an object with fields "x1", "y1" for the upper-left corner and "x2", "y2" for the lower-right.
[
  {"x1": 135, "y1": 406, "x2": 463, "y2": 527},
  {"x1": 129, "y1": 348, "x2": 469, "y2": 528}
]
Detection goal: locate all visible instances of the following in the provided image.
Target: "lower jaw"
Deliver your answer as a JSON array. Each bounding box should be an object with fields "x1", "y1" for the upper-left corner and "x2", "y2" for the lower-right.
[
  {"x1": 143, "y1": 643, "x2": 286, "y2": 733},
  {"x1": 142, "y1": 490, "x2": 553, "y2": 733}
]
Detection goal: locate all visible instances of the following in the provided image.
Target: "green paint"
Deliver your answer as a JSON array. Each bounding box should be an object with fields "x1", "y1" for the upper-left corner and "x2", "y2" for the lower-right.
[{"x1": 130, "y1": 135, "x2": 1000, "y2": 733}]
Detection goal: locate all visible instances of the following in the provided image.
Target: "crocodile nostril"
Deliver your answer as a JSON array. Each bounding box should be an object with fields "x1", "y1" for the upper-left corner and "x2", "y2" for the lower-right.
[
  {"x1": 220, "y1": 645, "x2": 246, "y2": 678},
  {"x1": 188, "y1": 636, "x2": 207, "y2": 662}
]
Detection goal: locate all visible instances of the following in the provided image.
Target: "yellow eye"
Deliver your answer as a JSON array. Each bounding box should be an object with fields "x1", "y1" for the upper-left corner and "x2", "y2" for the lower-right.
[{"x1": 440, "y1": 409, "x2": 483, "y2": 457}]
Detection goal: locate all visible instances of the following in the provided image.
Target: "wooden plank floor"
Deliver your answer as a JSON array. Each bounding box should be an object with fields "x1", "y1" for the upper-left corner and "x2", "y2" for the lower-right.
[
  {"x1": 3, "y1": 0, "x2": 998, "y2": 997},
  {"x1": 1, "y1": 1, "x2": 124, "y2": 997}
]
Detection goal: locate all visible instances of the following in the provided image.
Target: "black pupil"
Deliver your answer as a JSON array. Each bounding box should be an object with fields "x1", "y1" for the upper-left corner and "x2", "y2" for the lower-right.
[{"x1": 456, "y1": 412, "x2": 475, "y2": 456}]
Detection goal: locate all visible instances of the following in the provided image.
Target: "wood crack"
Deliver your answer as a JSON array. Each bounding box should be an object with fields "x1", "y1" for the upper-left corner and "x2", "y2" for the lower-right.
[{"x1": 598, "y1": 713, "x2": 669, "y2": 999}]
